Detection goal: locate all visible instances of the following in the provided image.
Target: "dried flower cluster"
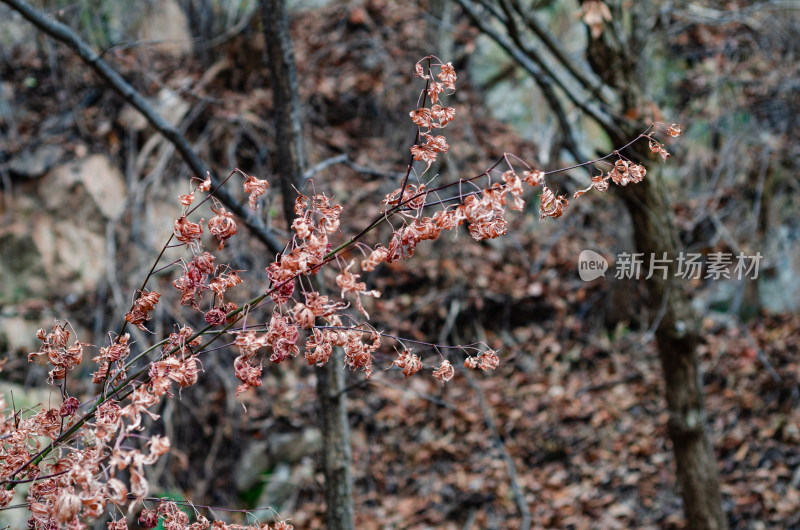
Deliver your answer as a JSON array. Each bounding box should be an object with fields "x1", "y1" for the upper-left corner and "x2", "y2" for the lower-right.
[
  {"x1": 27, "y1": 322, "x2": 86, "y2": 383},
  {"x1": 1, "y1": 56, "x2": 680, "y2": 528},
  {"x1": 410, "y1": 60, "x2": 457, "y2": 168}
]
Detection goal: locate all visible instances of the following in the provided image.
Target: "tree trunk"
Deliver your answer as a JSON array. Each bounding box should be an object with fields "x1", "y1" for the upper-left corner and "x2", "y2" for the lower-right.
[
  {"x1": 618, "y1": 175, "x2": 728, "y2": 530},
  {"x1": 260, "y1": 2, "x2": 355, "y2": 528},
  {"x1": 593, "y1": 4, "x2": 729, "y2": 524},
  {"x1": 316, "y1": 350, "x2": 356, "y2": 529},
  {"x1": 453, "y1": 1, "x2": 729, "y2": 527},
  {"x1": 261, "y1": 0, "x2": 306, "y2": 218}
]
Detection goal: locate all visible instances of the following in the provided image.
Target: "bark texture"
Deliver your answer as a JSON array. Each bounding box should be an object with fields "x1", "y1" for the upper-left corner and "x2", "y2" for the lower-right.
[
  {"x1": 261, "y1": 0, "x2": 307, "y2": 221},
  {"x1": 316, "y1": 349, "x2": 356, "y2": 529},
  {"x1": 618, "y1": 175, "x2": 728, "y2": 530}
]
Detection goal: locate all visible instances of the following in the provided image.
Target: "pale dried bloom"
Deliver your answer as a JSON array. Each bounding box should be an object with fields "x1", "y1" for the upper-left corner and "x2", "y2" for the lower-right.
[
  {"x1": 174, "y1": 254, "x2": 216, "y2": 309},
  {"x1": 411, "y1": 135, "x2": 449, "y2": 167},
  {"x1": 460, "y1": 190, "x2": 508, "y2": 241},
  {"x1": 305, "y1": 291, "x2": 347, "y2": 318},
  {"x1": 425, "y1": 134, "x2": 449, "y2": 154},
  {"x1": 178, "y1": 191, "x2": 195, "y2": 206},
  {"x1": 204, "y1": 307, "x2": 227, "y2": 327},
  {"x1": 409, "y1": 107, "x2": 432, "y2": 128},
  {"x1": 208, "y1": 270, "x2": 243, "y2": 300},
  {"x1": 381, "y1": 183, "x2": 427, "y2": 210},
  {"x1": 522, "y1": 169, "x2": 545, "y2": 187},
  {"x1": 94, "y1": 400, "x2": 123, "y2": 441},
  {"x1": 667, "y1": 123, "x2": 682, "y2": 137},
  {"x1": 649, "y1": 137, "x2": 670, "y2": 160},
  {"x1": 0, "y1": 489, "x2": 13, "y2": 509},
  {"x1": 432, "y1": 208, "x2": 459, "y2": 230},
  {"x1": 105, "y1": 478, "x2": 128, "y2": 506},
  {"x1": 234, "y1": 331, "x2": 270, "y2": 359},
  {"x1": 208, "y1": 205, "x2": 237, "y2": 249},
  {"x1": 29, "y1": 407, "x2": 61, "y2": 439},
  {"x1": 29, "y1": 322, "x2": 87, "y2": 383},
  {"x1": 157, "y1": 500, "x2": 189, "y2": 527},
  {"x1": 336, "y1": 261, "x2": 381, "y2": 318},
  {"x1": 232, "y1": 330, "x2": 269, "y2": 395},
  {"x1": 121, "y1": 385, "x2": 161, "y2": 430},
  {"x1": 580, "y1": 0, "x2": 612, "y2": 39},
  {"x1": 609, "y1": 159, "x2": 646, "y2": 186},
  {"x1": 315, "y1": 195, "x2": 343, "y2": 234},
  {"x1": 427, "y1": 81, "x2": 444, "y2": 104},
  {"x1": 162, "y1": 355, "x2": 201, "y2": 388},
  {"x1": 234, "y1": 355, "x2": 263, "y2": 395},
  {"x1": 433, "y1": 359, "x2": 455, "y2": 383},
  {"x1": 305, "y1": 328, "x2": 333, "y2": 366},
  {"x1": 193, "y1": 251, "x2": 216, "y2": 274},
  {"x1": 293, "y1": 302, "x2": 315, "y2": 329},
  {"x1": 430, "y1": 104, "x2": 456, "y2": 127},
  {"x1": 162, "y1": 326, "x2": 202, "y2": 356},
  {"x1": 198, "y1": 172, "x2": 212, "y2": 192},
  {"x1": 265, "y1": 312, "x2": 299, "y2": 363},
  {"x1": 343, "y1": 330, "x2": 380, "y2": 380},
  {"x1": 540, "y1": 186, "x2": 569, "y2": 219},
  {"x1": 139, "y1": 509, "x2": 159, "y2": 527},
  {"x1": 502, "y1": 170, "x2": 525, "y2": 211},
  {"x1": 97, "y1": 333, "x2": 131, "y2": 363},
  {"x1": 243, "y1": 174, "x2": 270, "y2": 209},
  {"x1": 291, "y1": 216, "x2": 314, "y2": 239},
  {"x1": 173, "y1": 216, "x2": 204, "y2": 248},
  {"x1": 414, "y1": 61, "x2": 430, "y2": 79},
  {"x1": 125, "y1": 290, "x2": 161, "y2": 332},
  {"x1": 479, "y1": 350, "x2": 500, "y2": 371},
  {"x1": 393, "y1": 350, "x2": 422, "y2": 377},
  {"x1": 628, "y1": 163, "x2": 646, "y2": 183},
  {"x1": 148, "y1": 434, "x2": 171, "y2": 457},
  {"x1": 361, "y1": 244, "x2": 390, "y2": 272},
  {"x1": 573, "y1": 169, "x2": 610, "y2": 198},
  {"x1": 266, "y1": 225, "x2": 330, "y2": 304},
  {"x1": 438, "y1": 62, "x2": 457, "y2": 91}
]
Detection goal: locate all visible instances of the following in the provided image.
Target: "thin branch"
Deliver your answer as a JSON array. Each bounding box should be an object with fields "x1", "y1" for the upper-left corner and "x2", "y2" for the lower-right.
[
  {"x1": 0, "y1": 0, "x2": 284, "y2": 255},
  {"x1": 304, "y1": 154, "x2": 405, "y2": 180},
  {"x1": 454, "y1": 0, "x2": 595, "y2": 163},
  {"x1": 454, "y1": 0, "x2": 624, "y2": 141},
  {"x1": 507, "y1": 0, "x2": 613, "y2": 105},
  {"x1": 461, "y1": 367, "x2": 531, "y2": 530}
]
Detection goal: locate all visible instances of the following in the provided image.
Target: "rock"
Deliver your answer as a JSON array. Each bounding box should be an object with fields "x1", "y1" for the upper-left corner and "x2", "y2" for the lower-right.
[
  {"x1": 43, "y1": 155, "x2": 127, "y2": 221},
  {"x1": 235, "y1": 440, "x2": 270, "y2": 492},
  {"x1": 0, "y1": 155, "x2": 126, "y2": 303},
  {"x1": 234, "y1": 428, "x2": 322, "y2": 492},
  {"x1": 8, "y1": 144, "x2": 66, "y2": 179},
  {"x1": 137, "y1": 0, "x2": 193, "y2": 57},
  {"x1": 270, "y1": 428, "x2": 322, "y2": 464}
]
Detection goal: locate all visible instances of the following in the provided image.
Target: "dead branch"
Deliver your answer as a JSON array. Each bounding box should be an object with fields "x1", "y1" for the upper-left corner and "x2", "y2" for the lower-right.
[{"x1": 1, "y1": 0, "x2": 284, "y2": 254}]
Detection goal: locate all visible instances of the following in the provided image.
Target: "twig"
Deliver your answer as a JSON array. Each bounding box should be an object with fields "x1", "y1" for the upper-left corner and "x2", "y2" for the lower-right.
[
  {"x1": 304, "y1": 154, "x2": 405, "y2": 180},
  {"x1": 454, "y1": 0, "x2": 623, "y2": 142}
]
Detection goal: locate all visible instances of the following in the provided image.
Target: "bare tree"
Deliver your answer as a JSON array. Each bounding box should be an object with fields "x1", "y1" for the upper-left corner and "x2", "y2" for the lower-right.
[
  {"x1": 454, "y1": 1, "x2": 728, "y2": 528},
  {"x1": 260, "y1": 1, "x2": 355, "y2": 528}
]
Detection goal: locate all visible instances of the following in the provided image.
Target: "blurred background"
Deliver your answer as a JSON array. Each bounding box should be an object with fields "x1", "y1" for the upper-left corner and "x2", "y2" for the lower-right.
[{"x1": 1, "y1": 0, "x2": 799, "y2": 528}]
